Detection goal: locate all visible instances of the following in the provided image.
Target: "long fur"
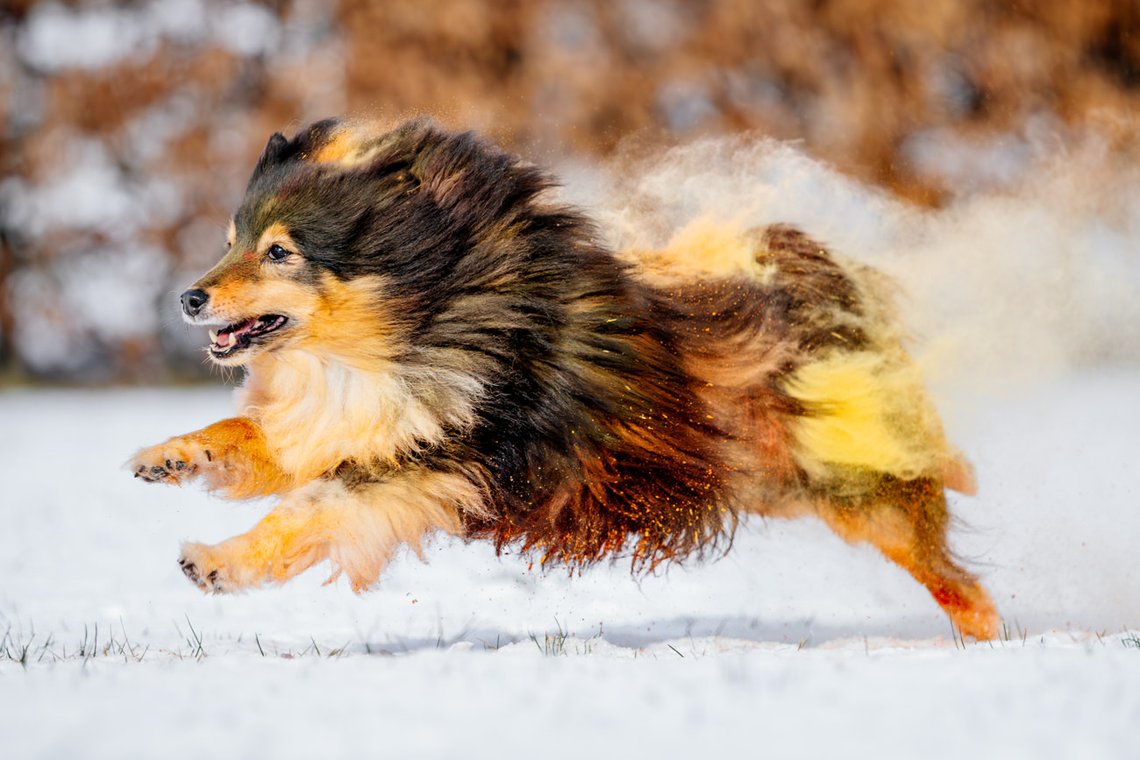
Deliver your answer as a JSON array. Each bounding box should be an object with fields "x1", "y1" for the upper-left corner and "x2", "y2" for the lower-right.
[{"x1": 131, "y1": 118, "x2": 998, "y2": 639}]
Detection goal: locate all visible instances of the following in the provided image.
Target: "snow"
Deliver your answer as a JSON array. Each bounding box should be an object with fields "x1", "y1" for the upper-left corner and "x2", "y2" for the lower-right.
[
  {"x1": 9, "y1": 643, "x2": 1139, "y2": 759},
  {"x1": 1, "y1": 367, "x2": 1138, "y2": 758}
]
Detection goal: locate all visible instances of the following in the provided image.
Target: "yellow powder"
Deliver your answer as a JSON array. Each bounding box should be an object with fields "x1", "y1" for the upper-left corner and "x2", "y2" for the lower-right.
[{"x1": 784, "y1": 350, "x2": 951, "y2": 483}]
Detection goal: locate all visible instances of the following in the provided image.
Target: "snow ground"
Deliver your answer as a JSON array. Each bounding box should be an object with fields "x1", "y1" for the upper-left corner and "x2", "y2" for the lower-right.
[{"x1": 1, "y1": 370, "x2": 1138, "y2": 759}]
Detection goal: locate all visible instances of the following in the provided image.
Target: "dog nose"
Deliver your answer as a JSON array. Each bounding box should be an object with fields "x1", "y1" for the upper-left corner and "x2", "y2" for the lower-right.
[{"x1": 181, "y1": 288, "x2": 209, "y2": 317}]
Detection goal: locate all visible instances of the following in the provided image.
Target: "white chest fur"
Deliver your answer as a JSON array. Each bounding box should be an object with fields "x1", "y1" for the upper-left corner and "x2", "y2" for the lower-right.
[{"x1": 240, "y1": 350, "x2": 483, "y2": 482}]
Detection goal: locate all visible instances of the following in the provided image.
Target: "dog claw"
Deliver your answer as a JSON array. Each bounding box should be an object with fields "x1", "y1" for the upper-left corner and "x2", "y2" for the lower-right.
[
  {"x1": 131, "y1": 455, "x2": 197, "y2": 484},
  {"x1": 179, "y1": 555, "x2": 226, "y2": 593},
  {"x1": 180, "y1": 560, "x2": 198, "y2": 581},
  {"x1": 135, "y1": 463, "x2": 164, "y2": 483}
]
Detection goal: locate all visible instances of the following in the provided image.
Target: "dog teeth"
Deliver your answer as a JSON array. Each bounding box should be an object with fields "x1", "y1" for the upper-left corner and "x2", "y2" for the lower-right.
[{"x1": 208, "y1": 329, "x2": 218, "y2": 343}]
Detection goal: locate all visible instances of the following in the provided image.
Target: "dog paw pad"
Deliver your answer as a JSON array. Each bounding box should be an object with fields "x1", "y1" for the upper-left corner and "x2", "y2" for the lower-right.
[{"x1": 178, "y1": 554, "x2": 228, "y2": 594}]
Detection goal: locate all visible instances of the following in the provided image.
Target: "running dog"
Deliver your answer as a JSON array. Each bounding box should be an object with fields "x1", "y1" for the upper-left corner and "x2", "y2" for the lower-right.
[{"x1": 130, "y1": 118, "x2": 999, "y2": 639}]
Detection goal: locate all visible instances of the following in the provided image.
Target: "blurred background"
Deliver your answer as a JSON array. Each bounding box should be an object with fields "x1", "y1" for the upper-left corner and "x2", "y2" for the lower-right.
[{"x1": 0, "y1": 0, "x2": 1137, "y2": 383}]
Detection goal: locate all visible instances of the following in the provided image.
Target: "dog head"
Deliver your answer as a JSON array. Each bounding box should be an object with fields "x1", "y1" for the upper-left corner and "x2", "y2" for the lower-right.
[{"x1": 181, "y1": 118, "x2": 549, "y2": 366}]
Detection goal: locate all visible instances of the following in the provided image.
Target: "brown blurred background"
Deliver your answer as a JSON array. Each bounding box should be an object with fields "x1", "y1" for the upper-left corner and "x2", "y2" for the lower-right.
[{"x1": 1, "y1": 0, "x2": 1137, "y2": 382}]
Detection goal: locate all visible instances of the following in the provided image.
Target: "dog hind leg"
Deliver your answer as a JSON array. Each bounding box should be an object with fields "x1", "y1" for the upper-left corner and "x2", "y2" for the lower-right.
[{"x1": 814, "y1": 477, "x2": 999, "y2": 640}]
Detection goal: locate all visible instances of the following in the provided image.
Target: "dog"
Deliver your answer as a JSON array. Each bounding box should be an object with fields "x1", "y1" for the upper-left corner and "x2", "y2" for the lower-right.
[{"x1": 130, "y1": 118, "x2": 999, "y2": 639}]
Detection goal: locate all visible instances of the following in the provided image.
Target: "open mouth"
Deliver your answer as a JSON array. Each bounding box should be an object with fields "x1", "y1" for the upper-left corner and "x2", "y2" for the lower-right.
[{"x1": 208, "y1": 315, "x2": 289, "y2": 358}]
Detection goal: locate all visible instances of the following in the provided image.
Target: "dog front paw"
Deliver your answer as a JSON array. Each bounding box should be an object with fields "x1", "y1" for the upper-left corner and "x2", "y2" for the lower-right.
[
  {"x1": 179, "y1": 556, "x2": 226, "y2": 594},
  {"x1": 129, "y1": 437, "x2": 214, "y2": 486},
  {"x1": 178, "y1": 541, "x2": 271, "y2": 594},
  {"x1": 178, "y1": 543, "x2": 235, "y2": 594}
]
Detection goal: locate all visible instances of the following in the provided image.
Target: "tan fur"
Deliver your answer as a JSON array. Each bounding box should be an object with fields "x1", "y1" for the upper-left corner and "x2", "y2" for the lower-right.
[
  {"x1": 129, "y1": 417, "x2": 289, "y2": 499},
  {"x1": 255, "y1": 222, "x2": 298, "y2": 256},
  {"x1": 311, "y1": 129, "x2": 356, "y2": 165},
  {"x1": 208, "y1": 279, "x2": 320, "y2": 341},
  {"x1": 634, "y1": 216, "x2": 768, "y2": 286},
  {"x1": 179, "y1": 472, "x2": 481, "y2": 593},
  {"x1": 243, "y1": 348, "x2": 484, "y2": 486},
  {"x1": 232, "y1": 273, "x2": 486, "y2": 485},
  {"x1": 306, "y1": 123, "x2": 399, "y2": 169},
  {"x1": 290, "y1": 274, "x2": 397, "y2": 364},
  {"x1": 813, "y1": 479, "x2": 998, "y2": 640}
]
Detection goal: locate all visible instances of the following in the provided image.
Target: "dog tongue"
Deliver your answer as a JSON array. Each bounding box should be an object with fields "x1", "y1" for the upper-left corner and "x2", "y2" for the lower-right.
[{"x1": 215, "y1": 319, "x2": 255, "y2": 348}]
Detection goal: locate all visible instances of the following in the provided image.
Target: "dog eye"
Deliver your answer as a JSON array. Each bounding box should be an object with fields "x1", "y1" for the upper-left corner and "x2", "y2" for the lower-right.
[{"x1": 266, "y1": 244, "x2": 290, "y2": 262}]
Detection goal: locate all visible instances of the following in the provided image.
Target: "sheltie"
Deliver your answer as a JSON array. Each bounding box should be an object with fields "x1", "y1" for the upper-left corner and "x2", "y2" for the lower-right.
[{"x1": 131, "y1": 118, "x2": 998, "y2": 639}]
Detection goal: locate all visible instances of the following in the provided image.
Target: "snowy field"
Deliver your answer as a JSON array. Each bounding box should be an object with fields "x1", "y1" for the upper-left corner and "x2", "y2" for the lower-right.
[{"x1": 1, "y1": 369, "x2": 1138, "y2": 759}]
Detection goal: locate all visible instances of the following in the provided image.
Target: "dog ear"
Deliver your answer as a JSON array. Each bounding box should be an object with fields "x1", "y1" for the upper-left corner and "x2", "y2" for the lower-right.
[
  {"x1": 247, "y1": 120, "x2": 345, "y2": 183},
  {"x1": 247, "y1": 132, "x2": 290, "y2": 188}
]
